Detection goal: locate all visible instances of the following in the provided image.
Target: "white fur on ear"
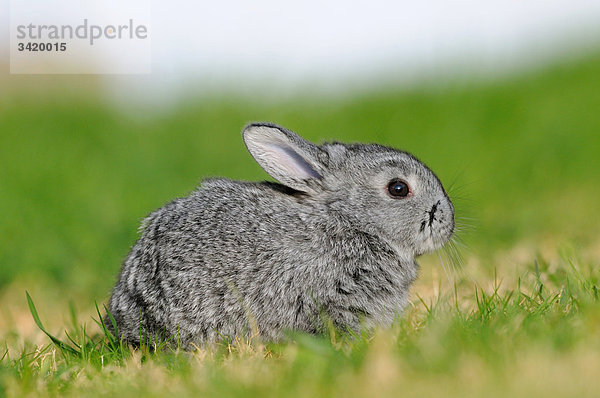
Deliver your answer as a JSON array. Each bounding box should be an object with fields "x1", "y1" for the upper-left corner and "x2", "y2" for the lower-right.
[
  {"x1": 256, "y1": 142, "x2": 322, "y2": 179},
  {"x1": 243, "y1": 124, "x2": 323, "y2": 192}
]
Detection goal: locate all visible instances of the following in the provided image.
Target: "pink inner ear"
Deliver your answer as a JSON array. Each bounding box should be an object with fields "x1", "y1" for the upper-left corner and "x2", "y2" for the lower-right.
[{"x1": 266, "y1": 143, "x2": 321, "y2": 180}]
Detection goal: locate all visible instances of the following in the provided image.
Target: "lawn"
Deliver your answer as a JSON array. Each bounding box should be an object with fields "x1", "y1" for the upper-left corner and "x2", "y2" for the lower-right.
[{"x1": 0, "y1": 52, "x2": 599, "y2": 397}]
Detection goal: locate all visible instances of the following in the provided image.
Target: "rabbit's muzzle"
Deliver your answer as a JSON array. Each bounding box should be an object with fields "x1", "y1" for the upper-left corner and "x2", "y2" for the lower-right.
[{"x1": 418, "y1": 198, "x2": 454, "y2": 253}]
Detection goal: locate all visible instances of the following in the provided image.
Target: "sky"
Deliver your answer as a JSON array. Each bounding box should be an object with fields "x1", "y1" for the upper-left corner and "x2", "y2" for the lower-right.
[{"x1": 1, "y1": 0, "x2": 600, "y2": 101}]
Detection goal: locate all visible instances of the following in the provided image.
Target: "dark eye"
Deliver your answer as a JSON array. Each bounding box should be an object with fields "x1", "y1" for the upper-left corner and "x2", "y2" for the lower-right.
[{"x1": 387, "y1": 179, "x2": 410, "y2": 198}]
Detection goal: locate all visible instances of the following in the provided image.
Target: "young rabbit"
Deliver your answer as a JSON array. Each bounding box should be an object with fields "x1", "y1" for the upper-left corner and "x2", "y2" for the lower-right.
[{"x1": 107, "y1": 123, "x2": 454, "y2": 347}]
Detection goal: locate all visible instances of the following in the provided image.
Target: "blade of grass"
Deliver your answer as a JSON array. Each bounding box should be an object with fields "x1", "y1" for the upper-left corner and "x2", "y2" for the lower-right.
[
  {"x1": 103, "y1": 304, "x2": 120, "y2": 339},
  {"x1": 25, "y1": 291, "x2": 80, "y2": 356},
  {"x1": 94, "y1": 301, "x2": 116, "y2": 349},
  {"x1": 64, "y1": 330, "x2": 82, "y2": 350}
]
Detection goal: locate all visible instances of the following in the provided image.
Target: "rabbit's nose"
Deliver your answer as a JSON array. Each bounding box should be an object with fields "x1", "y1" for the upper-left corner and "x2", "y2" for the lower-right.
[{"x1": 427, "y1": 200, "x2": 441, "y2": 228}]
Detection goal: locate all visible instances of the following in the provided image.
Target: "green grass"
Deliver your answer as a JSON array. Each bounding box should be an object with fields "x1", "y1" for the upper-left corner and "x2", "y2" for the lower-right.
[
  {"x1": 3, "y1": 256, "x2": 599, "y2": 397},
  {"x1": 1, "y1": 52, "x2": 600, "y2": 397}
]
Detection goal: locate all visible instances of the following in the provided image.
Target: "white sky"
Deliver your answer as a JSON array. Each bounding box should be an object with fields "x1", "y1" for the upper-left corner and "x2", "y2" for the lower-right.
[{"x1": 2, "y1": 0, "x2": 600, "y2": 100}]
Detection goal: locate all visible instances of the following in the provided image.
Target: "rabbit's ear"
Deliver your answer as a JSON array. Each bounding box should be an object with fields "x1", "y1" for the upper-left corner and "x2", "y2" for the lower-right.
[{"x1": 242, "y1": 123, "x2": 325, "y2": 192}]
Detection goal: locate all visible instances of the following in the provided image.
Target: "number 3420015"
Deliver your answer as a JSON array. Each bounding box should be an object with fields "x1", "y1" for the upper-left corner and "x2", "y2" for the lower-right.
[{"x1": 17, "y1": 42, "x2": 67, "y2": 52}]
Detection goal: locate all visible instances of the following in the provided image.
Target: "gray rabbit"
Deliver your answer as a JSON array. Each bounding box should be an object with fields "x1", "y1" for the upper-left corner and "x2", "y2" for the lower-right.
[{"x1": 107, "y1": 123, "x2": 454, "y2": 347}]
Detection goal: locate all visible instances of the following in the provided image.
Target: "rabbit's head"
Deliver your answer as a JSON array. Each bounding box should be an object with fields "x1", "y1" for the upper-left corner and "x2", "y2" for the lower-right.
[{"x1": 243, "y1": 123, "x2": 454, "y2": 258}]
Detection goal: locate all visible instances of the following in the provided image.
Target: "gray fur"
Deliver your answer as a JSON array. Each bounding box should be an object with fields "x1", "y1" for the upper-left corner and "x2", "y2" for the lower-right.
[{"x1": 107, "y1": 122, "x2": 454, "y2": 347}]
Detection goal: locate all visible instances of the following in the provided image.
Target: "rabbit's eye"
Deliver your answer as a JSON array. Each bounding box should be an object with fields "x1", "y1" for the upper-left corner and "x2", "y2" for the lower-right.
[{"x1": 387, "y1": 179, "x2": 410, "y2": 198}]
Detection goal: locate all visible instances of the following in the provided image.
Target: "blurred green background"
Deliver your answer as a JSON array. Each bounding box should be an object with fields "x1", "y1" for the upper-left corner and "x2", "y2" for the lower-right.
[{"x1": 1, "y1": 53, "x2": 599, "y2": 300}]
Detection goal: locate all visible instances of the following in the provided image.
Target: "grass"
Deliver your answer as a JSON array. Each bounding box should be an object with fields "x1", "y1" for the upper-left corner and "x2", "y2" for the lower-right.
[
  {"x1": 1, "y1": 52, "x2": 600, "y2": 396},
  {"x1": 2, "y1": 255, "x2": 599, "y2": 397}
]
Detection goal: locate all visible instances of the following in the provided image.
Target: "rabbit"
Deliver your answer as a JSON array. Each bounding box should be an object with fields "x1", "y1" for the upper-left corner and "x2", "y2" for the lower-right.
[{"x1": 106, "y1": 122, "x2": 455, "y2": 348}]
